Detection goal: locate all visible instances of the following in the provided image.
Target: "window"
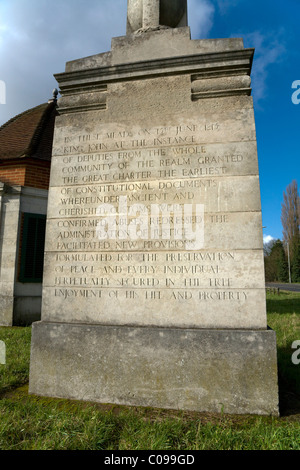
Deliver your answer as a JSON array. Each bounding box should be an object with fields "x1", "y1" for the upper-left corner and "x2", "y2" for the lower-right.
[{"x1": 19, "y1": 213, "x2": 46, "y2": 283}]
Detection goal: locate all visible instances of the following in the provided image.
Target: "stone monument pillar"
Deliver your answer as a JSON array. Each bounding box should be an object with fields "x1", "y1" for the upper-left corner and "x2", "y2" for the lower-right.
[{"x1": 29, "y1": 0, "x2": 279, "y2": 415}]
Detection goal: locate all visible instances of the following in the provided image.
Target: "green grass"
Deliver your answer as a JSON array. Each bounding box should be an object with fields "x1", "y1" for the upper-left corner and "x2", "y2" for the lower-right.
[
  {"x1": 266, "y1": 292, "x2": 300, "y2": 417},
  {"x1": 0, "y1": 392, "x2": 299, "y2": 450},
  {"x1": 0, "y1": 326, "x2": 31, "y2": 393},
  {"x1": 0, "y1": 292, "x2": 299, "y2": 450}
]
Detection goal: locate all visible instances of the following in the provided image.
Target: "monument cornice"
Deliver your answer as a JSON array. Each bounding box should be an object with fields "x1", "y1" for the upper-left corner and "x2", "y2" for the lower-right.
[
  {"x1": 55, "y1": 48, "x2": 254, "y2": 114},
  {"x1": 55, "y1": 48, "x2": 254, "y2": 91}
]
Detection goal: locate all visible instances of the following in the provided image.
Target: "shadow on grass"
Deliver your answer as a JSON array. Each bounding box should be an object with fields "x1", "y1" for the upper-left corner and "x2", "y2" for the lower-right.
[
  {"x1": 267, "y1": 297, "x2": 300, "y2": 315},
  {"x1": 266, "y1": 293, "x2": 300, "y2": 417},
  {"x1": 278, "y1": 371, "x2": 300, "y2": 418},
  {"x1": 276, "y1": 345, "x2": 300, "y2": 418}
]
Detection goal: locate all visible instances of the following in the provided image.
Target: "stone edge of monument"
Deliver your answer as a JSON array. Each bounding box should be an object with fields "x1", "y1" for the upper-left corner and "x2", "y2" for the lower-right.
[
  {"x1": 29, "y1": 321, "x2": 279, "y2": 416},
  {"x1": 55, "y1": 42, "x2": 254, "y2": 115}
]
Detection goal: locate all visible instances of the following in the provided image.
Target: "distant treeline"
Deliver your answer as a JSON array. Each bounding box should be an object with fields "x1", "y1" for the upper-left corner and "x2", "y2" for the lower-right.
[
  {"x1": 264, "y1": 179, "x2": 300, "y2": 283},
  {"x1": 264, "y1": 238, "x2": 300, "y2": 283}
]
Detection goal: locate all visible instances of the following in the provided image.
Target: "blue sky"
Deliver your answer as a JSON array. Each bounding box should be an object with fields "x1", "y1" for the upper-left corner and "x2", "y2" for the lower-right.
[{"x1": 0, "y1": 0, "x2": 299, "y2": 243}]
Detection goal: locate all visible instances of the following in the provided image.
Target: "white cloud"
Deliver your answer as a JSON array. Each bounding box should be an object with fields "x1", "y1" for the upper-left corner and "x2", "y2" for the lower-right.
[
  {"x1": 236, "y1": 30, "x2": 286, "y2": 104},
  {"x1": 0, "y1": 0, "x2": 126, "y2": 126},
  {"x1": 188, "y1": 0, "x2": 215, "y2": 39},
  {"x1": 0, "y1": 0, "x2": 217, "y2": 126},
  {"x1": 263, "y1": 235, "x2": 275, "y2": 244},
  {"x1": 216, "y1": 0, "x2": 239, "y2": 15}
]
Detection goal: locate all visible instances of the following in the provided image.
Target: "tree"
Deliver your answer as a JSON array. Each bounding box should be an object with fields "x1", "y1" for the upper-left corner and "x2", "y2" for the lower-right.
[
  {"x1": 263, "y1": 238, "x2": 276, "y2": 257},
  {"x1": 281, "y1": 180, "x2": 300, "y2": 263},
  {"x1": 277, "y1": 244, "x2": 289, "y2": 282},
  {"x1": 292, "y1": 240, "x2": 300, "y2": 283},
  {"x1": 264, "y1": 239, "x2": 289, "y2": 282}
]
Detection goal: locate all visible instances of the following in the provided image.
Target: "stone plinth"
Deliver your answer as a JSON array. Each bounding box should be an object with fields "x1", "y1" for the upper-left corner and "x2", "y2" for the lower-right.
[{"x1": 29, "y1": 322, "x2": 279, "y2": 416}]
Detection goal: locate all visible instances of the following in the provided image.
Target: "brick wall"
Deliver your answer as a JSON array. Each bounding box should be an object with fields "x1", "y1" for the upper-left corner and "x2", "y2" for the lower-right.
[
  {"x1": 0, "y1": 165, "x2": 26, "y2": 186},
  {"x1": 24, "y1": 162, "x2": 50, "y2": 190},
  {"x1": 0, "y1": 159, "x2": 50, "y2": 190}
]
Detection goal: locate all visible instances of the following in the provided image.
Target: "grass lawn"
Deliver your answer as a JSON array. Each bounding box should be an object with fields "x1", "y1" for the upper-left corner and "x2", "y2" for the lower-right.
[{"x1": 0, "y1": 292, "x2": 299, "y2": 450}]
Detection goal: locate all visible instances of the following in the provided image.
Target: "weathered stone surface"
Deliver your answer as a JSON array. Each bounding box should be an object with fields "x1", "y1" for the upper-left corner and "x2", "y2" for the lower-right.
[
  {"x1": 42, "y1": 249, "x2": 266, "y2": 289},
  {"x1": 29, "y1": 322, "x2": 279, "y2": 416},
  {"x1": 46, "y1": 177, "x2": 262, "y2": 221},
  {"x1": 0, "y1": 183, "x2": 48, "y2": 326},
  {"x1": 65, "y1": 29, "x2": 245, "y2": 72},
  {"x1": 0, "y1": 340, "x2": 5, "y2": 365},
  {"x1": 50, "y1": 141, "x2": 259, "y2": 186},
  {"x1": 126, "y1": 0, "x2": 187, "y2": 34},
  {"x1": 0, "y1": 296, "x2": 14, "y2": 326},
  {"x1": 39, "y1": 34, "x2": 266, "y2": 332},
  {"x1": 0, "y1": 186, "x2": 21, "y2": 326},
  {"x1": 43, "y1": 211, "x2": 263, "y2": 252},
  {"x1": 41, "y1": 247, "x2": 268, "y2": 329},
  {"x1": 41, "y1": 287, "x2": 267, "y2": 329},
  {"x1": 51, "y1": 110, "x2": 257, "y2": 158}
]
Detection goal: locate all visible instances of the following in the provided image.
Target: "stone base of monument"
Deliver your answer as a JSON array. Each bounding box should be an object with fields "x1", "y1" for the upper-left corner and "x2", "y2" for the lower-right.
[{"x1": 29, "y1": 322, "x2": 279, "y2": 416}]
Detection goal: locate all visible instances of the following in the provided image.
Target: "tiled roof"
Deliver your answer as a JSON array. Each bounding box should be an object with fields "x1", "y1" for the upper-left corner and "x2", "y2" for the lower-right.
[{"x1": 0, "y1": 101, "x2": 57, "y2": 161}]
